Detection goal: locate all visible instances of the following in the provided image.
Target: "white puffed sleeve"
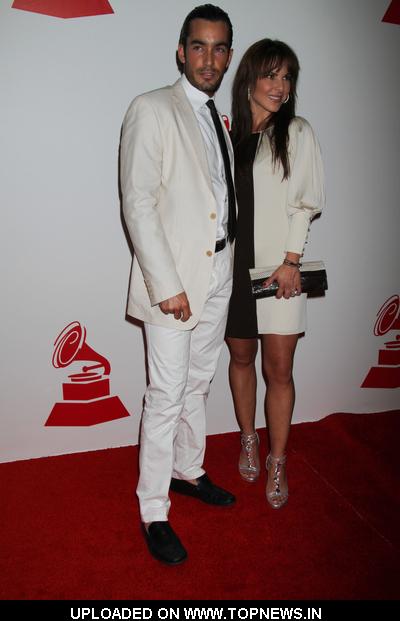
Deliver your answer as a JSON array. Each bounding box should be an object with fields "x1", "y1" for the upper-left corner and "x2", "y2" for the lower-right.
[{"x1": 285, "y1": 117, "x2": 325, "y2": 255}]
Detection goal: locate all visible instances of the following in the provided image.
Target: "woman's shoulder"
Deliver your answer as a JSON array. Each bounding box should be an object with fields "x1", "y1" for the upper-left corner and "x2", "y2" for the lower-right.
[
  {"x1": 289, "y1": 116, "x2": 315, "y2": 135},
  {"x1": 288, "y1": 117, "x2": 320, "y2": 152}
]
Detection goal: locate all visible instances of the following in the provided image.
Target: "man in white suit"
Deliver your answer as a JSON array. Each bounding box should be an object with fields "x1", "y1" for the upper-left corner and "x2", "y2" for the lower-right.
[{"x1": 120, "y1": 4, "x2": 236, "y2": 564}]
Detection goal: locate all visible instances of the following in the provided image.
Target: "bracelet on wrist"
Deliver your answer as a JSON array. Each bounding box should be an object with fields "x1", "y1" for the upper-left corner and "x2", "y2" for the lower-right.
[{"x1": 283, "y1": 258, "x2": 302, "y2": 268}]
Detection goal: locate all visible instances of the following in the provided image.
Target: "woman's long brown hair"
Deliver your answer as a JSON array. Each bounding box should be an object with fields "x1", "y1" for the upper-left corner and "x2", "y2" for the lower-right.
[{"x1": 231, "y1": 39, "x2": 300, "y2": 179}]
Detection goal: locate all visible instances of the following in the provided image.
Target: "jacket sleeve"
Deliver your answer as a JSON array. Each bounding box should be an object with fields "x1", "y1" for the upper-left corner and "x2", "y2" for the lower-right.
[
  {"x1": 285, "y1": 117, "x2": 325, "y2": 255},
  {"x1": 120, "y1": 95, "x2": 184, "y2": 306}
]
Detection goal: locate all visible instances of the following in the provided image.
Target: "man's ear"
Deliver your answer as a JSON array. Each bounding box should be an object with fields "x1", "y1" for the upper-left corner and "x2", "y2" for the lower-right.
[{"x1": 177, "y1": 44, "x2": 186, "y2": 65}]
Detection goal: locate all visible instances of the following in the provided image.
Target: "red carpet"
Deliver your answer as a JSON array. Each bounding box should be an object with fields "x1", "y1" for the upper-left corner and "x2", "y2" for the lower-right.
[{"x1": 1, "y1": 411, "x2": 399, "y2": 600}]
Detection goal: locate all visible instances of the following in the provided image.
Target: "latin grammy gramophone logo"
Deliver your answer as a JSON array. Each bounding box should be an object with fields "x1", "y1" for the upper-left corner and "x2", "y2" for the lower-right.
[
  {"x1": 46, "y1": 321, "x2": 130, "y2": 426},
  {"x1": 362, "y1": 294, "x2": 400, "y2": 389},
  {"x1": 11, "y1": 0, "x2": 114, "y2": 19},
  {"x1": 382, "y1": 1, "x2": 400, "y2": 26}
]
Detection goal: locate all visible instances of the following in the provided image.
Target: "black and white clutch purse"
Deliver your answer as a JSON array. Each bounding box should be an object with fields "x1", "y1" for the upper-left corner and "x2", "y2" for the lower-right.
[{"x1": 249, "y1": 260, "x2": 328, "y2": 299}]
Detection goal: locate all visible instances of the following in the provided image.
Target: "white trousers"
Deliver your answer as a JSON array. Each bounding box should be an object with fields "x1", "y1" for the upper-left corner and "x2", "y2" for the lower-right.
[{"x1": 137, "y1": 244, "x2": 233, "y2": 523}]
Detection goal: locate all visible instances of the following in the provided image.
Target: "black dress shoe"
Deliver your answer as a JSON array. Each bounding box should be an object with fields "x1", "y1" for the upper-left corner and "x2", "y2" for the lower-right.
[
  {"x1": 170, "y1": 473, "x2": 235, "y2": 506},
  {"x1": 143, "y1": 521, "x2": 187, "y2": 565}
]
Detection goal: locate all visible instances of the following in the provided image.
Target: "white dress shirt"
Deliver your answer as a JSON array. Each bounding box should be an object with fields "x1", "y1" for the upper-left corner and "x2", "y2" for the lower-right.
[{"x1": 180, "y1": 74, "x2": 228, "y2": 241}]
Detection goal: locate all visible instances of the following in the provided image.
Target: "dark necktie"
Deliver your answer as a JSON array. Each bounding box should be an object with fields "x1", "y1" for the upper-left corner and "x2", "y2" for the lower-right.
[{"x1": 206, "y1": 99, "x2": 236, "y2": 243}]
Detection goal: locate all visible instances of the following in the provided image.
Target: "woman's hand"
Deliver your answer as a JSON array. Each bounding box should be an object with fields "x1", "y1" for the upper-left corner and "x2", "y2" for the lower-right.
[{"x1": 263, "y1": 264, "x2": 302, "y2": 299}]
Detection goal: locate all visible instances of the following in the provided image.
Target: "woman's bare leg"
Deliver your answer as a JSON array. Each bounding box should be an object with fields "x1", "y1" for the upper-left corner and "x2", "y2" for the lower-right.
[
  {"x1": 226, "y1": 337, "x2": 258, "y2": 434},
  {"x1": 261, "y1": 333, "x2": 299, "y2": 505},
  {"x1": 226, "y1": 337, "x2": 260, "y2": 480}
]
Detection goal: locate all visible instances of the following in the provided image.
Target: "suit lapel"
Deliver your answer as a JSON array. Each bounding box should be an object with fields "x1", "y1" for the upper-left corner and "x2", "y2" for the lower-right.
[{"x1": 171, "y1": 80, "x2": 214, "y2": 195}]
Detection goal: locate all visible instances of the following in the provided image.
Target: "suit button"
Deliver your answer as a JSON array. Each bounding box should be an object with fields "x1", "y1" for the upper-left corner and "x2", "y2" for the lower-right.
[
  {"x1": 210, "y1": 212, "x2": 216, "y2": 219},
  {"x1": 206, "y1": 250, "x2": 213, "y2": 257}
]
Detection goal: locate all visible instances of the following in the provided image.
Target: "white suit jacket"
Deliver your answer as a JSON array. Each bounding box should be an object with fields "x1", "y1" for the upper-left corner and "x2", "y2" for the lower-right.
[{"x1": 120, "y1": 79, "x2": 235, "y2": 330}]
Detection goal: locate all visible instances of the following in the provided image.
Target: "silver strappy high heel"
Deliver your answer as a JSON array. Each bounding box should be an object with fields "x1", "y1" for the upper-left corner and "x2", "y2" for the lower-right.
[
  {"x1": 238, "y1": 432, "x2": 260, "y2": 482},
  {"x1": 266, "y1": 453, "x2": 288, "y2": 509}
]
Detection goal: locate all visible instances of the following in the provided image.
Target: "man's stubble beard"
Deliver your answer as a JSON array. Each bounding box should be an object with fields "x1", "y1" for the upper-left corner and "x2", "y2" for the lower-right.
[{"x1": 185, "y1": 67, "x2": 225, "y2": 96}]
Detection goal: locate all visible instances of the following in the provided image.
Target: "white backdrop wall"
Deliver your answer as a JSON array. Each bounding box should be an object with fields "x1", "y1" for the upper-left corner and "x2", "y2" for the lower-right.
[{"x1": 0, "y1": 0, "x2": 399, "y2": 463}]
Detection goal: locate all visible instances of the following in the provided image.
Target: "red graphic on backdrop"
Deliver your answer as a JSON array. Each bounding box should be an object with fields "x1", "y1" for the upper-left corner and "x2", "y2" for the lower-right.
[
  {"x1": 46, "y1": 321, "x2": 130, "y2": 426},
  {"x1": 382, "y1": 0, "x2": 400, "y2": 25},
  {"x1": 222, "y1": 115, "x2": 230, "y2": 131},
  {"x1": 362, "y1": 295, "x2": 400, "y2": 389},
  {"x1": 12, "y1": 1, "x2": 114, "y2": 19}
]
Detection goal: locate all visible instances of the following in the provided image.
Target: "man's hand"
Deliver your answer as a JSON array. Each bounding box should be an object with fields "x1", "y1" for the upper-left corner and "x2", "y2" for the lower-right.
[{"x1": 159, "y1": 292, "x2": 192, "y2": 322}]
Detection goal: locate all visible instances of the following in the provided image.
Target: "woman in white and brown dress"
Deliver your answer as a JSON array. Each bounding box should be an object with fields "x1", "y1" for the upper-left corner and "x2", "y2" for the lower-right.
[{"x1": 225, "y1": 39, "x2": 325, "y2": 508}]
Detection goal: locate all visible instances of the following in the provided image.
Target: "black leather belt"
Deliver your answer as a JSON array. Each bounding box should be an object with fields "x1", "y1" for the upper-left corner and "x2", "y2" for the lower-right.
[{"x1": 215, "y1": 238, "x2": 227, "y2": 253}]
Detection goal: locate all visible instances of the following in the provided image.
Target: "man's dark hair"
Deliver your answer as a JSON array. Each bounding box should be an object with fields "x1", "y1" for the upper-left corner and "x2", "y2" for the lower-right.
[{"x1": 176, "y1": 4, "x2": 233, "y2": 73}]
